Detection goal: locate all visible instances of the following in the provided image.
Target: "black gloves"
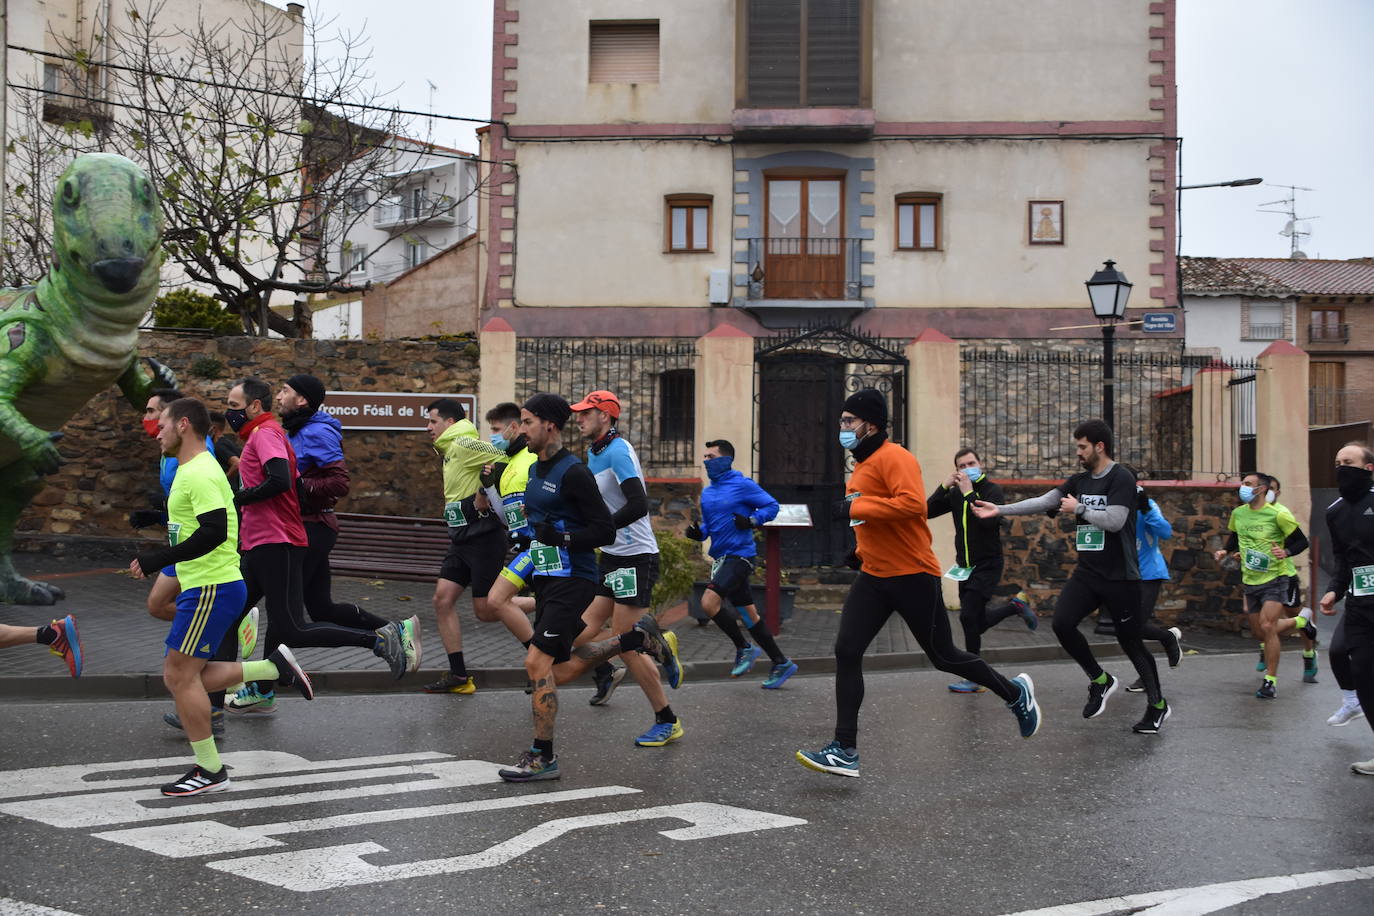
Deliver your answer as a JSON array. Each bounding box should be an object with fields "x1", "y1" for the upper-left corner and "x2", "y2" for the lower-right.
[
  {"x1": 832, "y1": 499, "x2": 853, "y2": 521},
  {"x1": 533, "y1": 522, "x2": 566, "y2": 546},
  {"x1": 1137, "y1": 488, "x2": 1152, "y2": 513},
  {"x1": 129, "y1": 509, "x2": 163, "y2": 529},
  {"x1": 845, "y1": 549, "x2": 862, "y2": 570},
  {"x1": 684, "y1": 523, "x2": 705, "y2": 541},
  {"x1": 733, "y1": 513, "x2": 755, "y2": 530}
]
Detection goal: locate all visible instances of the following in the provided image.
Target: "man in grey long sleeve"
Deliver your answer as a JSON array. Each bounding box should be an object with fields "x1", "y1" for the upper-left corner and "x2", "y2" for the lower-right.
[{"x1": 972, "y1": 419, "x2": 1170, "y2": 734}]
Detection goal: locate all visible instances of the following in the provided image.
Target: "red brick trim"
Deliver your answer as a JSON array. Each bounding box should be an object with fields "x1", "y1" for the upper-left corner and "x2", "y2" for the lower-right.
[
  {"x1": 503, "y1": 120, "x2": 1168, "y2": 141},
  {"x1": 485, "y1": 0, "x2": 519, "y2": 311},
  {"x1": 1149, "y1": 1, "x2": 1178, "y2": 308}
]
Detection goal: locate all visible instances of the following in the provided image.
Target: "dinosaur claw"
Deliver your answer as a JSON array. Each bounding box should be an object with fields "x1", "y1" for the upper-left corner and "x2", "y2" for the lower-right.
[
  {"x1": 144, "y1": 356, "x2": 177, "y2": 391},
  {"x1": 0, "y1": 576, "x2": 64, "y2": 606}
]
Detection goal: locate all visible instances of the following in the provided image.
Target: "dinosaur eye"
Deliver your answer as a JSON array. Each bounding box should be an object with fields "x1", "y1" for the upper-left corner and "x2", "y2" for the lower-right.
[
  {"x1": 61, "y1": 179, "x2": 80, "y2": 207},
  {"x1": 135, "y1": 177, "x2": 153, "y2": 203}
]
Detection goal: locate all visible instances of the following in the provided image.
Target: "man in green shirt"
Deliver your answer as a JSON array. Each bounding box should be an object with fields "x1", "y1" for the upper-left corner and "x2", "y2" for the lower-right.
[{"x1": 1214, "y1": 472, "x2": 1317, "y2": 699}]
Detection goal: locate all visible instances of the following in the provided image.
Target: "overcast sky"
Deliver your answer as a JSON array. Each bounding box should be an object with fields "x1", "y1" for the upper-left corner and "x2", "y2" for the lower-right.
[{"x1": 318, "y1": 0, "x2": 1373, "y2": 261}]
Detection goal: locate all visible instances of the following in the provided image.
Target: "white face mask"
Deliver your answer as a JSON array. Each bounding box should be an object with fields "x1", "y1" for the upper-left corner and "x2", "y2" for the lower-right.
[{"x1": 1266, "y1": 490, "x2": 1276, "y2": 504}]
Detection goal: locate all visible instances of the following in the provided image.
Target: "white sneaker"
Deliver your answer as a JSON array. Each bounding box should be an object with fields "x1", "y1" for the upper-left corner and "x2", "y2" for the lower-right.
[
  {"x1": 1352, "y1": 758, "x2": 1374, "y2": 776},
  {"x1": 1328, "y1": 703, "x2": 1367, "y2": 727}
]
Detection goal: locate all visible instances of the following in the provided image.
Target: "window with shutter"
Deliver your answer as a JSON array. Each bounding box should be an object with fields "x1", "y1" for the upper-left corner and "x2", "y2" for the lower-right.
[
  {"x1": 589, "y1": 21, "x2": 660, "y2": 83},
  {"x1": 742, "y1": 0, "x2": 865, "y2": 108}
]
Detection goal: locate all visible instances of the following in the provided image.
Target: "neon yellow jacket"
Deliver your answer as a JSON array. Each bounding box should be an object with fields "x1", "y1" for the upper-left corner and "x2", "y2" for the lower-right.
[{"x1": 433, "y1": 419, "x2": 507, "y2": 504}]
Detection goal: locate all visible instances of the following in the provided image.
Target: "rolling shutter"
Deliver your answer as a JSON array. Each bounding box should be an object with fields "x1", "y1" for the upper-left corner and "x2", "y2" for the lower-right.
[
  {"x1": 747, "y1": 0, "x2": 802, "y2": 106},
  {"x1": 589, "y1": 22, "x2": 660, "y2": 83},
  {"x1": 806, "y1": 0, "x2": 861, "y2": 106}
]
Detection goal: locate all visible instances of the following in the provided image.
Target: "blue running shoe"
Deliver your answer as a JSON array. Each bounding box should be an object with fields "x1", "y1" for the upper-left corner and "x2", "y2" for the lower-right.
[
  {"x1": 634, "y1": 614, "x2": 683, "y2": 689},
  {"x1": 796, "y1": 740, "x2": 859, "y2": 778},
  {"x1": 48, "y1": 614, "x2": 82, "y2": 678},
  {"x1": 635, "y1": 718, "x2": 685, "y2": 747},
  {"x1": 1007, "y1": 673, "x2": 1041, "y2": 738},
  {"x1": 731, "y1": 645, "x2": 763, "y2": 677},
  {"x1": 1011, "y1": 591, "x2": 1037, "y2": 630},
  {"x1": 762, "y1": 659, "x2": 798, "y2": 689},
  {"x1": 948, "y1": 679, "x2": 986, "y2": 694}
]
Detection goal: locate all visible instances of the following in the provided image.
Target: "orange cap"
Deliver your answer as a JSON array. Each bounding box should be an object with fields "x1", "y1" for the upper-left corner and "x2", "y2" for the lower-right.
[{"x1": 570, "y1": 389, "x2": 621, "y2": 419}]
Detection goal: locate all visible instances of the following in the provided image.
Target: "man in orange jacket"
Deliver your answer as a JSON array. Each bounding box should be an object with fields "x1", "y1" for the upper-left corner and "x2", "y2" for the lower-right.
[{"x1": 796, "y1": 389, "x2": 1041, "y2": 779}]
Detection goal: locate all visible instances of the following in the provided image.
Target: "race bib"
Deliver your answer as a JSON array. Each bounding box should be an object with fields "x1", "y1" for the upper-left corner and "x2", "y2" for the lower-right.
[
  {"x1": 710, "y1": 557, "x2": 725, "y2": 579},
  {"x1": 944, "y1": 565, "x2": 973, "y2": 581},
  {"x1": 1351, "y1": 565, "x2": 1374, "y2": 597},
  {"x1": 443, "y1": 502, "x2": 467, "y2": 528},
  {"x1": 1075, "y1": 525, "x2": 1105, "y2": 551},
  {"x1": 1242, "y1": 547, "x2": 1272, "y2": 572},
  {"x1": 604, "y1": 567, "x2": 638, "y2": 599},
  {"x1": 529, "y1": 540, "x2": 566, "y2": 574},
  {"x1": 847, "y1": 492, "x2": 864, "y2": 527},
  {"x1": 167, "y1": 522, "x2": 181, "y2": 547},
  {"x1": 502, "y1": 500, "x2": 528, "y2": 531}
]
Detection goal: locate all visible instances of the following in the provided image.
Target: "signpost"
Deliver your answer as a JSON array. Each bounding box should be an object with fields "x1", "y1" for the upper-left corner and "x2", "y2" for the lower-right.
[
  {"x1": 321, "y1": 391, "x2": 477, "y2": 431},
  {"x1": 1141, "y1": 312, "x2": 1178, "y2": 333},
  {"x1": 760, "y1": 504, "x2": 812, "y2": 634}
]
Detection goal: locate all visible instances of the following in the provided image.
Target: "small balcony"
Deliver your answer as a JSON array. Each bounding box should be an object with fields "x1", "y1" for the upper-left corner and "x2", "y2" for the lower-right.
[
  {"x1": 745, "y1": 237, "x2": 863, "y2": 301},
  {"x1": 1245, "y1": 323, "x2": 1285, "y2": 341},
  {"x1": 373, "y1": 193, "x2": 457, "y2": 229},
  {"x1": 1308, "y1": 322, "x2": 1350, "y2": 344}
]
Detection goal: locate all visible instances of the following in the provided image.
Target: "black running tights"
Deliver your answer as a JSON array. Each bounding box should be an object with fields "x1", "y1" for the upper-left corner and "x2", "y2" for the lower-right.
[
  {"x1": 1344, "y1": 601, "x2": 1374, "y2": 736},
  {"x1": 1053, "y1": 574, "x2": 1162, "y2": 704},
  {"x1": 1330, "y1": 611, "x2": 1353, "y2": 691},
  {"x1": 304, "y1": 521, "x2": 389, "y2": 630}
]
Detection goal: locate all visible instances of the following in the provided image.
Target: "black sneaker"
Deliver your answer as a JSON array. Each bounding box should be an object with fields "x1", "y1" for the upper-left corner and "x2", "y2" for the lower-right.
[
  {"x1": 163, "y1": 709, "x2": 226, "y2": 737},
  {"x1": 589, "y1": 664, "x2": 627, "y2": 706},
  {"x1": 1082, "y1": 674, "x2": 1118, "y2": 719},
  {"x1": 374, "y1": 622, "x2": 407, "y2": 680},
  {"x1": 269, "y1": 646, "x2": 314, "y2": 701},
  {"x1": 1256, "y1": 678, "x2": 1277, "y2": 700},
  {"x1": 160, "y1": 763, "x2": 230, "y2": 797},
  {"x1": 1124, "y1": 677, "x2": 1145, "y2": 693},
  {"x1": 1163, "y1": 627, "x2": 1183, "y2": 668},
  {"x1": 1132, "y1": 701, "x2": 1171, "y2": 734}
]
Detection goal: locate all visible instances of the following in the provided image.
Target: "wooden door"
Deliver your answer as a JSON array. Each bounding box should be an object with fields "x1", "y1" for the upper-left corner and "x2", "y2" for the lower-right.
[{"x1": 765, "y1": 177, "x2": 844, "y2": 299}]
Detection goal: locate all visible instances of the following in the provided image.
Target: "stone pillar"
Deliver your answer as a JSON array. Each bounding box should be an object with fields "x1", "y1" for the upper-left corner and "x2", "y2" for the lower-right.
[
  {"x1": 478, "y1": 316, "x2": 517, "y2": 418},
  {"x1": 907, "y1": 328, "x2": 961, "y2": 603},
  {"x1": 1191, "y1": 362, "x2": 1235, "y2": 480},
  {"x1": 695, "y1": 324, "x2": 756, "y2": 480},
  {"x1": 1256, "y1": 340, "x2": 1311, "y2": 582}
]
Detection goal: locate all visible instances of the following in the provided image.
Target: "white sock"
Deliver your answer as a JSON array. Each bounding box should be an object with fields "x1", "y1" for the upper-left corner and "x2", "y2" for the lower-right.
[
  {"x1": 1343, "y1": 689, "x2": 1360, "y2": 705},
  {"x1": 1299, "y1": 607, "x2": 1314, "y2": 622}
]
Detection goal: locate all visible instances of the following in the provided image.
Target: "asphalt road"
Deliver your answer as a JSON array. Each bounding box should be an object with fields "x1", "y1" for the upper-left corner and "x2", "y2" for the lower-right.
[{"x1": 1, "y1": 653, "x2": 1371, "y2": 916}]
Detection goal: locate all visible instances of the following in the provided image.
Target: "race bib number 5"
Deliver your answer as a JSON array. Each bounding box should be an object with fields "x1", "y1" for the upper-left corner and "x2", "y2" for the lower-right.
[
  {"x1": 1351, "y1": 565, "x2": 1374, "y2": 597},
  {"x1": 529, "y1": 540, "x2": 566, "y2": 574},
  {"x1": 1075, "y1": 525, "x2": 1105, "y2": 551},
  {"x1": 604, "y1": 567, "x2": 638, "y2": 599}
]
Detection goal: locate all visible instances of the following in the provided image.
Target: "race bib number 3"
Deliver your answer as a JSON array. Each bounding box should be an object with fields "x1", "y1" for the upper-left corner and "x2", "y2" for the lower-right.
[
  {"x1": 944, "y1": 565, "x2": 973, "y2": 581},
  {"x1": 502, "y1": 501, "x2": 527, "y2": 531},
  {"x1": 443, "y1": 502, "x2": 467, "y2": 528},
  {"x1": 1242, "y1": 547, "x2": 1272, "y2": 572},
  {"x1": 167, "y1": 522, "x2": 181, "y2": 547},
  {"x1": 604, "y1": 567, "x2": 638, "y2": 599},
  {"x1": 1351, "y1": 565, "x2": 1374, "y2": 597},
  {"x1": 1075, "y1": 525, "x2": 1105, "y2": 551},
  {"x1": 529, "y1": 541, "x2": 565, "y2": 574}
]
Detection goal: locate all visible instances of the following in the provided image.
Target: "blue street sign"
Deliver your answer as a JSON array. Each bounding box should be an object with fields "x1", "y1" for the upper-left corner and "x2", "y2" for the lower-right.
[{"x1": 1141, "y1": 312, "x2": 1177, "y2": 333}]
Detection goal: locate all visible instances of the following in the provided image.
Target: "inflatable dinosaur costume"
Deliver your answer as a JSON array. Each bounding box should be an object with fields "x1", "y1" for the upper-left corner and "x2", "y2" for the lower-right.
[{"x1": 0, "y1": 153, "x2": 173, "y2": 604}]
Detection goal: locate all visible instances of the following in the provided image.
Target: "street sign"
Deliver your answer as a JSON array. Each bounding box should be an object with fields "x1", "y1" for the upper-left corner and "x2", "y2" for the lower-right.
[
  {"x1": 321, "y1": 391, "x2": 477, "y2": 431},
  {"x1": 1141, "y1": 312, "x2": 1177, "y2": 333}
]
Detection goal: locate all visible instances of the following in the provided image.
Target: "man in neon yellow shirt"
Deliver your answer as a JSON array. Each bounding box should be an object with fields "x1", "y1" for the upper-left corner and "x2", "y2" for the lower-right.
[
  {"x1": 475, "y1": 402, "x2": 540, "y2": 645},
  {"x1": 1214, "y1": 472, "x2": 1316, "y2": 699}
]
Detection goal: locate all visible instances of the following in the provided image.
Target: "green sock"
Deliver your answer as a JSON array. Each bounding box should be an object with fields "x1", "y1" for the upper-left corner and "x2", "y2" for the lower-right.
[
  {"x1": 1264, "y1": 674, "x2": 1277, "y2": 684},
  {"x1": 1152, "y1": 699, "x2": 1166, "y2": 709},
  {"x1": 1303, "y1": 649, "x2": 1316, "y2": 658},
  {"x1": 1091, "y1": 672, "x2": 1109, "y2": 685},
  {"x1": 240, "y1": 659, "x2": 279, "y2": 683},
  {"x1": 191, "y1": 736, "x2": 222, "y2": 773}
]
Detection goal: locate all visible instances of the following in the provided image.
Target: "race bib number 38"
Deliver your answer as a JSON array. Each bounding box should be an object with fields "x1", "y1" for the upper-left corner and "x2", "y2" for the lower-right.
[
  {"x1": 1075, "y1": 525, "x2": 1105, "y2": 551},
  {"x1": 1352, "y1": 565, "x2": 1374, "y2": 597}
]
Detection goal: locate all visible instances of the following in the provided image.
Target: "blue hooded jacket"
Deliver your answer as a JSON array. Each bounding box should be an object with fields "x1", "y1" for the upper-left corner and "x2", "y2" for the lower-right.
[
  {"x1": 289, "y1": 410, "x2": 344, "y2": 471},
  {"x1": 1136, "y1": 497, "x2": 1173, "y2": 581},
  {"x1": 699, "y1": 467, "x2": 779, "y2": 559}
]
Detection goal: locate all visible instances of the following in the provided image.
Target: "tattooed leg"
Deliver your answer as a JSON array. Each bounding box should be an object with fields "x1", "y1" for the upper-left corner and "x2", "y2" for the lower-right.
[
  {"x1": 525, "y1": 648, "x2": 559, "y2": 741},
  {"x1": 555, "y1": 632, "x2": 637, "y2": 684}
]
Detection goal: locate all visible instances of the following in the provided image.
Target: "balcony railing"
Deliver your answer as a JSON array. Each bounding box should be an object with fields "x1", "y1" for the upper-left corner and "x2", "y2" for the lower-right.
[
  {"x1": 745, "y1": 237, "x2": 862, "y2": 301},
  {"x1": 1308, "y1": 323, "x2": 1350, "y2": 344},
  {"x1": 1245, "y1": 323, "x2": 1285, "y2": 341},
  {"x1": 373, "y1": 193, "x2": 457, "y2": 228}
]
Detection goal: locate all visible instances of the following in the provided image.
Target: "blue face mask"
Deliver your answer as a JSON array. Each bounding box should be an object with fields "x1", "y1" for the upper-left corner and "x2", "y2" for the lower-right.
[
  {"x1": 839, "y1": 430, "x2": 860, "y2": 450},
  {"x1": 1239, "y1": 485, "x2": 1256, "y2": 503},
  {"x1": 961, "y1": 465, "x2": 982, "y2": 481},
  {"x1": 704, "y1": 455, "x2": 733, "y2": 480},
  {"x1": 490, "y1": 434, "x2": 509, "y2": 452}
]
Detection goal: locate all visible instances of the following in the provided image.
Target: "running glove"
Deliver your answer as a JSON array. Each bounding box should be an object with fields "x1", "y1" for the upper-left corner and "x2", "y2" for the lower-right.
[
  {"x1": 684, "y1": 523, "x2": 706, "y2": 541},
  {"x1": 532, "y1": 522, "x2": 567, "y2": 546},
  {"x1": 733, "y1": 513, "x2": 755, "y2": 530}
]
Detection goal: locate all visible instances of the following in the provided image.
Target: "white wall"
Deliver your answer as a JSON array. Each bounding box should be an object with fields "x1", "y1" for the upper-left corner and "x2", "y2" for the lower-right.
[{"x1": 1183, "y1": 294, "x2": 1295, "y2": 360}]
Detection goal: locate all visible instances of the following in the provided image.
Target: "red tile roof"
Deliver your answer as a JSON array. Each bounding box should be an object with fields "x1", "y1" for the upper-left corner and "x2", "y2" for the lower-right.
[{"x1": 1181, "y1": 257, "x2": 1374, "y2": 297}]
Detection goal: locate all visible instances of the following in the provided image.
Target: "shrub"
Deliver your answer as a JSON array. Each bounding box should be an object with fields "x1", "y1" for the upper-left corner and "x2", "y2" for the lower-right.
[
  {"x1": 652, "y1": 529, "x2": 708, "y2": 613},
  {"x1": 153, "y1": 289, "x2": 240, "y2": 335}
]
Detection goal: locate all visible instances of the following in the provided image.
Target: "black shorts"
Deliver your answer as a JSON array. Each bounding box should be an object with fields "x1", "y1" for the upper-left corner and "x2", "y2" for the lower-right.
[
  {"x1": 439, "y1": 531, "x2": 508, "y2": 598},
  {"x1": 708, "y1": 556, "x2": 756, "y2": 609},
  {"x1": 596, "y1": 551, "x2": 660, "y2": 608},
  {"x1": 1244, "y1": 576, "x2": 1300, "y2": 614},
  {"x1": 528, "y1": 576, "x2": 597, "y2": 663}
]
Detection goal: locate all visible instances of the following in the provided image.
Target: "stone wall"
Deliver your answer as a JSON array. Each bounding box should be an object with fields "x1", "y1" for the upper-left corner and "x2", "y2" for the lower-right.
[{"x1": 16, "y1": 330, "x2": 480, "y2": 543}]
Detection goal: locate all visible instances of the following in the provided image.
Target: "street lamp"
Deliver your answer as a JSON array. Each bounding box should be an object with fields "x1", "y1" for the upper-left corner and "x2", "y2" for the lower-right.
[
  {"x1": 1085, "y1": 259, "x2": 1133, "y2": 430},
  {"x1": 1179, "y1": 177, "x2": 1263, "y2": 190}
]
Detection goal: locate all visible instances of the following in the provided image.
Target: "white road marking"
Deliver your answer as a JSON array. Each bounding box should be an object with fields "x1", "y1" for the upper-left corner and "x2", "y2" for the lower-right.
[
  {"x1": 208, "y1": 802, "x2": 809, "y2": 891},
  {"x1": 0, "y1": 759, "x2": 502, "y2": 828},
  {"x1": 998, "y1": 863, "x2": 1374, "y2": 916},
  {"x1": 0, "y1": 900, "x2": 84, "y2": 916},
  {"x1": 0, "y1": 751, "x2": 449, "y2": 800},
  {"x1": 92, "y1": 784, "x2": 643, "y2": 857}
]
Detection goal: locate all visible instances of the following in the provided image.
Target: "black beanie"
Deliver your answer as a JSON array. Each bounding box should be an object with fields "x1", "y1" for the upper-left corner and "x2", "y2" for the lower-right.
[
  {"x1": 286, "y1": 374, "x2": 326, "y2": 411},
  {"x1": 523, "y1": 392, "x2": 572, "y2": 429},
  {"x1": 844, "y1": 389, "x2": 888, "y2": 428}
]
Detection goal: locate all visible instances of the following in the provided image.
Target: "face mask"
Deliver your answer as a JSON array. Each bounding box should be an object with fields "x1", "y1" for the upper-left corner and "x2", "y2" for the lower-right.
[
  {"x1": 960, "y1": 465, "x2": 981, "y2": 481},
  {"x1": 1265, "y1": 490, "x2": 1276, "y2": 504},
  {"x1": 141, "y1": 418, "x2": 160, "y2": 438},
  {"x1": 704, "y1": 455, "x2": 733, "y2": 480},
  {"x1": 224, "y1": 408, "x2": 249, "y2": 432},
  {"x1": 490, "y1": 434, "x2": 509, "y2": 452},
  {"x1": 1336, "y1": 465, "x2": 1373, "y2": 500},
  {"x1": 1238, "y1": 485, "x2": 1256, "y2": 503},
  {"x1": 839, "y1": 431, "x2": 860, "y2": 450}
]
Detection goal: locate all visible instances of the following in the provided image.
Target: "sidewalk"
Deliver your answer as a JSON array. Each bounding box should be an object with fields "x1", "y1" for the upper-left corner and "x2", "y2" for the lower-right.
[{"x1": 1, "y1": 549, "x2": 1273, "y2": 699}]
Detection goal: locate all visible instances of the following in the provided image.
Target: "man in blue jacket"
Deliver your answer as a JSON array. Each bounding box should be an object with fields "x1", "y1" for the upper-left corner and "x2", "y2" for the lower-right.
[
  {"x1": 685, "y1": 439, "x2": 797, "y2": 688},
  {"x1": 1124, "y1": 484, "x2": 1184, "y2": 691}
]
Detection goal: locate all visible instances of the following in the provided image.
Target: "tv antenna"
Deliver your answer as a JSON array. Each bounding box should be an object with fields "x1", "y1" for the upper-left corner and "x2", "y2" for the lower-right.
[{"x1": 1258, "y1": 184, "x2": 1318, "y2": 258}]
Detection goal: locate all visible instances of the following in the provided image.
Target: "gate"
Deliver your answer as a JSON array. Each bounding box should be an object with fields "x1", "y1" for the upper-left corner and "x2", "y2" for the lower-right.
[{"x1": 753, "y1": 325, "x2": 908, "y2": 567}]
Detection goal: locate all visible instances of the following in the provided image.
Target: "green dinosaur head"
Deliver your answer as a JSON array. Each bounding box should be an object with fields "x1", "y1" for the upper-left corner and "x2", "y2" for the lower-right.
[{"x1": 49, "y1": 153, "x2": 164, "y2": 306}]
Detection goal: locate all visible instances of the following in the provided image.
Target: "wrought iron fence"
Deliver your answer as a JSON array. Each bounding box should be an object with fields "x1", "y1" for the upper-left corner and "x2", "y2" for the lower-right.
[
  {"x1": 516, "y1": 338, "x2": 698, "y2": 474},
  {"x1": 960, "y1": 348, "x2": 1258, "y2": 480}
]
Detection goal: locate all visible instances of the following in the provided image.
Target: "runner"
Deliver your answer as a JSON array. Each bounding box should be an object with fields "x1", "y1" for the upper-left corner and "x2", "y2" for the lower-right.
[
  {"x1": 472, "y1": 401, "x2": 539, "y2": 645},
  {"x1": 498, "y1": 394, "x2": 682, "y2": 783},
  {"x1": 925, "y1": 446, "x2": 1035, "y2": 692},
  {"x1": 224, "y1": 377, "x2": 411, "y2": 716},
  {"x1": 971, "y1": 419, "x2": 1170, "y2": 734},
  {"x1": 0, "y1": 616, "x2": 81, "y2": 676},
  {"x1": 1212, "y1": 472, "x2": 1316, "y2": 699},
  {"x1": 129, "y1": 397, "x2": 313, "y2": 797},
  {"x1": 684, "y1": 438, "x2": 797, "y2": 688},
  {"x1": 1317, "y1": 442, "x2": 1374, "y2": 774},
  {"x1": 1267, "y1": 476, "x2": 1318, "y2": 684},
  {"x1": 796, "y1": 390, "x2": 1040, "y2": 778},
  {"x1": 422, "y1": 397, "x2": 510, "y2": 694},
  {"x1": 570, "y1": 390, "x2": 684, "y2": 747},
  {"x1": 1123, "y1": 482, "x2": 1184, "y2": 691}
]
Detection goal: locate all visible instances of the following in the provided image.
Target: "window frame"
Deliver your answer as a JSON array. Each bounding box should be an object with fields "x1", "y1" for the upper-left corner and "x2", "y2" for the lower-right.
[
  {"x1": 735, "y1": 0, "x2": 874, "y2": 109},
  {"x1": 657, "y1": 368, "x2": 696, "y2": 441},
  {"x1": 1310, "y1": 306, "x2": 1346, "y2": 342},
  {"x1": 664, "y1": 194, "x2": 714, "y2": 254},
  {"x1": 894, "y1": 192, "x2": 942, "y2": 252}
]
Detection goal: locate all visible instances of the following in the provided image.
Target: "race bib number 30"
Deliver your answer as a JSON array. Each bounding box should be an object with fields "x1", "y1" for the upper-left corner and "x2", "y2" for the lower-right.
[
  {"x1": 502, "y1": 501, "x2": 527, "y2": 531},
  {"x1": 529, "y1": 541, "x2": 565, "y2": 574},
  {"x1": 1242, "y1": 547, "x2": 1272, "y2": 572},
  {"x1": 1075, "y1": 525, "x2": 1105, "y2": 551},
  {"x1": 1352, "y1": 565, "x2": 1374, "y2": 597},
  {"x1": 443, "y1": 502, "x2": 467, "y2": 528},
  {"x1": 604, "y1": 567, "x2": 639, "y2": 599}
]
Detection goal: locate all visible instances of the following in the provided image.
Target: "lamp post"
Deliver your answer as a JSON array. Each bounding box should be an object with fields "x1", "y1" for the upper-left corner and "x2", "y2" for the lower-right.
[{"x1": 1085, "y1": 259, "x2": 1133, "y2": 430}]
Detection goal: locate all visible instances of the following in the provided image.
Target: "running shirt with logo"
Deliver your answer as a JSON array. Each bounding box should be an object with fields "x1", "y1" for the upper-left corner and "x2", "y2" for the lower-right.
[
  {"x1": 1227, "y1": 502, "x2": 1298, "y2": 585},
  {"x1": 495, "y1": 448, "x2": 538, "y2": 538},
  {"x1": 1062, "y1": 463, "x2": 1140, "y2": 581},
  {"x1": 588, "y1": 436, "x2": 658, "y2": 557},
  {"x1": 238, "y1": 418, "x2": 307, "y2": 550},
  {"x1": 165, "y1": 451, "x2": 241, "y2": 589},
  {"x1": 524, "y1": 450, "x2": 603, "y2": 581}
]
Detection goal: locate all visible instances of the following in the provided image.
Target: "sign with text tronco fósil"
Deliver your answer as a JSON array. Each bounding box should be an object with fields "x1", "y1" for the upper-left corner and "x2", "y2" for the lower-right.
[{"x1": 322, "y1": 391, "x2": 478, "y2": 431}]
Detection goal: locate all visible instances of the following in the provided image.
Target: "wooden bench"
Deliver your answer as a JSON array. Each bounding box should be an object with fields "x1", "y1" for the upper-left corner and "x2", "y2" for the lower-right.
[{"x1": 330, "y1": 512, "x2": 451, "y2": 582}]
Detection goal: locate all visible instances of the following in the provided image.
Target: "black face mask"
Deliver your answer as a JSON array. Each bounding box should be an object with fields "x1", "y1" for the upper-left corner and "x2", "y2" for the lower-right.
[
  {"x1": 224, "y1": 408, "x2": 249, "y2": 432},
  {"x1": 1336, "y1": 465, "x2": 1373, "y2": 501},
  {"x1": 280, "y1": 407, "x2": 314, "y2": 434}
]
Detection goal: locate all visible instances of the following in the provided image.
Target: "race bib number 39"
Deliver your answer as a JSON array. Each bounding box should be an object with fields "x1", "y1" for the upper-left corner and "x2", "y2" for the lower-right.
[
  {"x1": 1242, "y1": 547, "x2": 1272, "y2": 572},
  {"x1": 529, "y1": 541, "x2": 565, "y2": 574},
  {"x1": 443, "y1": 502, "x2": 467, "y2": 528},
  {"x1": 1352, "y1": 565, "x2": 1374, "y2": 597},
  {"x1": 1075, "y1": 525, "x2": 1105, "y2": 551},
  {"x1": 604, "y1": 567, "x2": 638, "y2": 599}
]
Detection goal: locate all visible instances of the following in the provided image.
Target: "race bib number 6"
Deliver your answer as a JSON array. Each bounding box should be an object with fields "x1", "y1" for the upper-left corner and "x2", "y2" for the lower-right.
[{"x1": 1075, "y1": 525, "x2": 1105, "y2": 551}]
